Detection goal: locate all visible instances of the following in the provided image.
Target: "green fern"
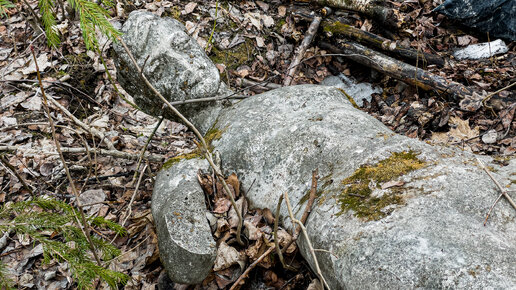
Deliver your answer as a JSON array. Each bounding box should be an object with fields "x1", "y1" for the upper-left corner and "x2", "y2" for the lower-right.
[
  {"x1": 35, "y1": 0, "x2": 121, "y2": 49},
  {"x1": 0, "y1": 197, "x2": 128, "y2": 289},
  {"x1": 38, "y1": 0, "x2": 60, "y2": 47},
  {"x1": 0, "y1": 262, "x2": 14, "y2": 290},
  {"x1": 0, "y1": 0, "x2": 14, "y2": 18}
]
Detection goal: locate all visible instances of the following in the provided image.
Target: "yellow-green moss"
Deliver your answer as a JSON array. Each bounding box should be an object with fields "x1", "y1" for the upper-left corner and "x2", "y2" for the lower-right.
[
  {"x1": 161, "y1": 125, "x2": 227, "y2": 170},
  {"x1": 210, "y1": 39, "x2": 254, "y2": 70},
  {"x1": 336, "y1": 88, "x2": 359, "y2": 109},
  {"x1": 162, "y1": 6, "x2": 182, "y2": 21},
  {"x1": 162, "y1": 151, "x2": 202, "y2": 170},
  {"x1": 204, "y1": 126, "x2": 224, "y2": 144},
  {"x1": 338, "y1": 151, "x2": 426, "y2": 221}
]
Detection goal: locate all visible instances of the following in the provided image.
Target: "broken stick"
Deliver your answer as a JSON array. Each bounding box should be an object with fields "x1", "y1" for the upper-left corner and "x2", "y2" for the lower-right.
[
  {"x1": 320, "y1": 41, "x2": 474, "y2": 99},
  {"x1": 302, "y1": 0, "x2": 403, "y2": 28},
  {"x1": 284, "y1": 15, "x2": 323, "y2": 86},
  {"x1": 322, "y1": 21, "x2": 444, "y2": 66}
]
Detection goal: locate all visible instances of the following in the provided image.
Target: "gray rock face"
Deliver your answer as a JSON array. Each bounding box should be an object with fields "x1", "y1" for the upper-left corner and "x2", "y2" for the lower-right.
[
  {"x1": 204, "y1": 85, "x2": 516, "y2": 289},
  {"x1": 113, "y1": 10, "x2": 223, "y2": 131},
  {"x1": 152, "y1": 158, "x2": 216, "y2": 284},
  {"x1": 115, "y1": 12, "x2": 516, "y2": 289}
]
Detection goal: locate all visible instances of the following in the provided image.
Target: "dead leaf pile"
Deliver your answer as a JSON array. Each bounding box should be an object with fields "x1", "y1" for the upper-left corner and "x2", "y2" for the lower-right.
[{"x1": 195, "y1": 170, "x2": 311, "y2": 289}]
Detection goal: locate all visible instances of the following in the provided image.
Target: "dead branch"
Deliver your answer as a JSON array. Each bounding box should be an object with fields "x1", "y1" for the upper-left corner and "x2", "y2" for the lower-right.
[
  {"x1": 32, "y1": 47, "x2": 102, "y2": 266},
  {"x1": 230, "y1": 245, "x2": 276, "y2": 290},
  {"x1": 303, "y1": 0, "x2": 403, "y2": 27},
  {"x1": 284, "y1": 15, "x2": 323, "y2": 86},
  {"x1": 320, "y1": 41, "x2": 474, "y2": 99},
  {"x1": 0, "y1": 145, "x2": 165, "y2": 162},
  {"x1": 322, "y1": 21, "x2": 444, "y2": 66},
  {"x1": 476, "y1": 158, "x2": 516, "y2": 225},
  {"x1": 284, "y1": 191, "x2": 330, "y2": 290},
  {"x1": 118, "y1": 37, "x2": 244, "y2": 245}
]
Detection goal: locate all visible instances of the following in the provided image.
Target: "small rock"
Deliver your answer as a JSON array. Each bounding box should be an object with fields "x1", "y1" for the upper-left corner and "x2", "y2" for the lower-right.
[
  {"x1": 44, "y1": 271, "x2": 57, "y2": 281},
  {"x1": 453, "y1": 39, "x2": 508, "y2": 60},
  {"x1": 482, "y1": 129, "x2": 498, "y2": 144}
]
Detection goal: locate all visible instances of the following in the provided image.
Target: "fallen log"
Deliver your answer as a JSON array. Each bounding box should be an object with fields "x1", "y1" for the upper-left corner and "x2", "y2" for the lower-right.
[
  {"x1": 322, "y1": 21, "x2": 445, "y2": 67},
  {"x1": 319, "y1": 41, "x2": 474, "y2": 99},
  {"x1": 298, "y1": 0, "x2": 403, "y2": 27}
]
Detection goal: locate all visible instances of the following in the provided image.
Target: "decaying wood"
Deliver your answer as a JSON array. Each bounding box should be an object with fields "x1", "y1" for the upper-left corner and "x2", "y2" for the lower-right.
[
  {"x1": 298, "y1": 0, "x2": 403, "y2": 27},
  {"x1": 320, "y1": 41, "x2": 474, "y2": 99},
  {"x1": 284, "y1": 15, "x2": 323, "y2": 86},
  {"x1": 322, "y1": 21, "x2": 445, "y2": 67}
]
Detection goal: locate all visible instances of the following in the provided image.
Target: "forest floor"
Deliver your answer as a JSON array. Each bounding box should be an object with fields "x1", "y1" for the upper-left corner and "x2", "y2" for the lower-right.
[{"x1": 0, "y1": 0, "x2": 514, "y2": 289}]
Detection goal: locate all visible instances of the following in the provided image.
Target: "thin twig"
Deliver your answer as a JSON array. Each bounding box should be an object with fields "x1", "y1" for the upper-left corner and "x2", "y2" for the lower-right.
[
  {"x1": 484, "y1": 193, "x2": 503, "y2": 226},
  {"x1": 96, "y1": 47, "x2": 140, "y2": 110},
  {"x1": 229, "y1": 245, "x2": 275, "y2": 290},
  {"x1": 206, "y1": 1, "x2": 218, "y2": 49},
  {"x1": 274, "y1": 194, "x2": 296, "y2": 271},
  {"x1": 284, "y1": 191, "x2": 330, "y2": 290},
  {"x1": 299, "y1": 169, "x2": 318, "y2": 228},
  {"x1": 45, "y1": 94, "x2": 116, "y2": 150},
  {"x1": 1, "y1": 78, "x2": 101, "y2": 106},
  {"x1": 122, "y1": 164, "x2": 147, "y2": 226},
  {"x1": 104, "y1": 235, "x2": 150, "y2": 266},
  {"x1": 482, "y1": 81, "x2": 516, "y2": 107},
  {"x1": 131, "y1": 117, "x2": 163, "y2": 186},
  {"x1": 284, "y1": 15, "x2": 322, "y2": 86},
  {"x1": 0, "y1": 145, "x2": 164, "y2": 162},
  {"x1": 118, "y1": 37, "x2": 244, "y2": 245},
  {"x1": 0, "y1": 154, "x2": 34, "y2": 197},
  {"x1": 31, "y1": 47, "x2": 102, "y2": 266},
  {"x1": 477, "y1": 158, "x2": 516, "y2": 225}
]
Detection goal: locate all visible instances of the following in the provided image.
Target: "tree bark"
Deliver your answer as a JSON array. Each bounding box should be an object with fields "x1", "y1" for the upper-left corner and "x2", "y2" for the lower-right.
[
  {"x1": 322, "y1": 21, "x2": 445, "y2": 67},
  {"x1": 320, "y1": 41, "x2": 473, "y2": 99}
]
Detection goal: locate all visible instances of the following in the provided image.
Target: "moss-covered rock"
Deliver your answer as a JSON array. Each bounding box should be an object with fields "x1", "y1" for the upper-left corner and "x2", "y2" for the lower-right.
[{"x1": 338, "y1": 151, "x2": 425, "y2": 220}]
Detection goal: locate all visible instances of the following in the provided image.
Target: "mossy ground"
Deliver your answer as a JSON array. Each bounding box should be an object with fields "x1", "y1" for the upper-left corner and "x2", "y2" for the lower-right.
[
  {"x1": 338, "y1": 151, "x2": 426, "y2": 220},
  {"x1": 161, "y1": 126, "x2": 226, "y2": 170},
  {"x1": 210, "y1": 38, "x2": 255, "y2": 71}
]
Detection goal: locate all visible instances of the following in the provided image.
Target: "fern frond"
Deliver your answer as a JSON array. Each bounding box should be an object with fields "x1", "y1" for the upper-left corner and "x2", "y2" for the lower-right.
[
  {"x1": 0, "y1": 262, "x2": 14, "y2": 290},
  {"x1": 0, "y1": 197, "x2": 128, "y2": 289},
  {"x1": 38, "y1": 0, "x2": 60, "y2": 47},
  {"x1": 68, "y1": 0, "x2": 121, "y2": 49},
  {"x1": 0, "y1": 0, "x2": 14, "y2": 18}
]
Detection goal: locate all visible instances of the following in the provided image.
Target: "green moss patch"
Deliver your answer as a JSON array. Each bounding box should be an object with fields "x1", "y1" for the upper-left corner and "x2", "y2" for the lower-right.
[
  {"x1": 338, "y1": 151, "x2": 426, "y2": 221},
  {"x1": 161, "y1": 125, "x2": 227, "y2": 170},
  {"x1": 210, "y1": 39, "x2": 254, "y2": 70},
  {"x1": 162, "y1": 151, "x2": 202, "y2": 170}
]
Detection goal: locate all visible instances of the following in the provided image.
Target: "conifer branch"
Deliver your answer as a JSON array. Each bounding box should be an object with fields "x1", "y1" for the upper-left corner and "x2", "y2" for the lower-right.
[{"x1": 0, "y1": 0, "x2": 14, "y2": 18}]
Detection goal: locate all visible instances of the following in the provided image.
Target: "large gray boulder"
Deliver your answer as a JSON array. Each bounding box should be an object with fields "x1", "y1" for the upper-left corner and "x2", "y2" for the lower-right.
[{"x1": 115, "y1": 11, "x2": 516, "y2": 289}]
